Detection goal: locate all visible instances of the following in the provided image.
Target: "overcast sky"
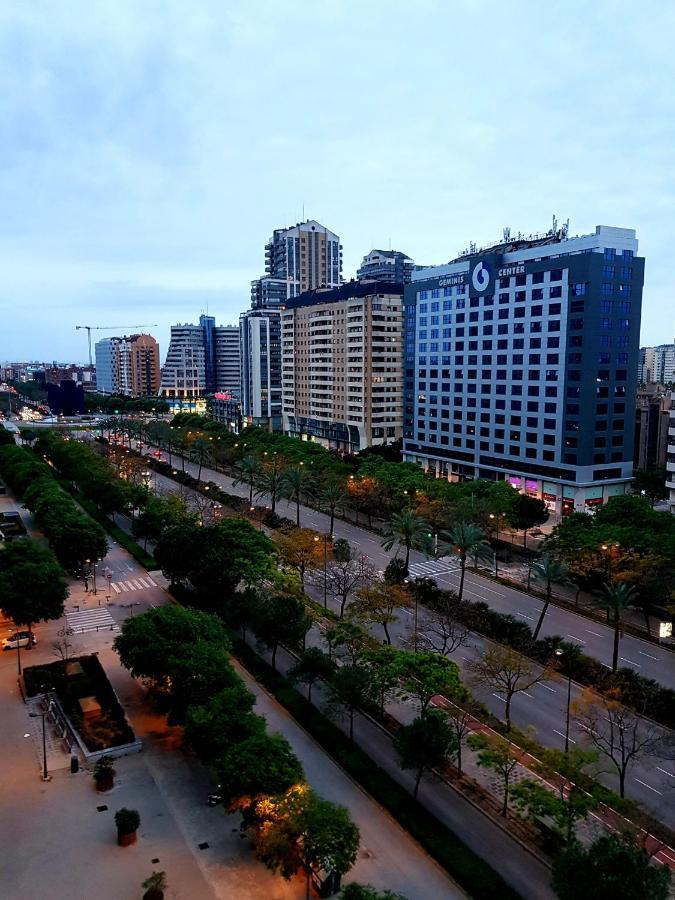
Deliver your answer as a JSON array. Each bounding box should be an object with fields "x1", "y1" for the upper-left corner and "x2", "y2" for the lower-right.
[{"x1": 2, "y1": 0, "x2": 674, "y2": 364}]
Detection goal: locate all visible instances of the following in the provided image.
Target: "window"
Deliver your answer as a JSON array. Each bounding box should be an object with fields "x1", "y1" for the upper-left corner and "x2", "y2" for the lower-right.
[
  {"x1": 619, "y1": 318, "x2": 630, "y2": 331},
  {"x1": 547, "y1": 337, "x2": 560, "y2": 348},
  {"x1": 600, "y1": 317, "x2": 612, "y2": 330},
  {"x1": 550, "y1": 269, "x2": 563, "y2": 281},
  {"x1": 604, "y1": 247, "x2": 616, "y2": 260},
  {"x1": 516, "y1": 290, "x2": 526, "y2": 302},
  {"x1": 602, "y1": 265, "x2": 615, "y2": 278},
  {"x1": 532, "y1": 271, "x2": 544, "y2": 284},
  {"x1": 571, "y1": 318, "x2": 583, "y2": 330},
  {"x1": 532, "y1": 288, "x2": 543, "y2": 300},
  {"x1": 600, "y1": 300, "x2": 613, "y2": 313},
  {"x1": 549, "y1": 303, "x2": 561, "y2": 315},
  {"x1": 531, "y1": 305, "x2": 543, "y2": 317},
  {"x1": 548, "y1": 320, "x2": 561, "y2": 331},
  {"x1": 620, "y1": 266, "x2": 632, "y2": 280},
  {"x1": 571, "y1": 300, "x2": 585, "y2": 313},
  {"x1": 571, "y1": 283, "x2": 586, "y2": 296},
  {"x1": 619, "y1": 301, "x2": 632, "y2": 314},
  {"x1": 622, "y1": 249, "x2": 634, "y2": 260}
]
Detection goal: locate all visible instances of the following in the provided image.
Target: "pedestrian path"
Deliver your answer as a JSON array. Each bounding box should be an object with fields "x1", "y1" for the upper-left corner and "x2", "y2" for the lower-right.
[
  {"x1": 408, "y1": 557, "x2": 460, "y2": 578},
  {"x1": 66, "y1": 607, "x2": 117, "y2": 634},
  {"x1": 109, "y1": 575, "x2": 157, "y2": 594}
]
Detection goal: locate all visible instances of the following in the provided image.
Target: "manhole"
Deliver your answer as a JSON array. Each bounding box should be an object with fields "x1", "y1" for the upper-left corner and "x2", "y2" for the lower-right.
[
  {"x1": 96, "y1": 805, "x2": 108, "y2": 812},
  {"x1": 198, "y1": 842, "x2": 209, "y2": 850},
  {"x1": 151, "y1": 858, "x2": 160, "y2": 864}
]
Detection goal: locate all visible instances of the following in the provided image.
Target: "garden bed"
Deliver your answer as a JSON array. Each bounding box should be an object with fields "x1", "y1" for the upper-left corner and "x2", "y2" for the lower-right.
[{"x1": 23, "y1": 654, "x2": 136, "y2": 753}]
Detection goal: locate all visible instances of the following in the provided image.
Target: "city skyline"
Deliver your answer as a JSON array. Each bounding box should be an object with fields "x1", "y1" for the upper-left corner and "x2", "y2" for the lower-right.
[{"x1": 2, "y1": 1, "x2": 675, "y2": 360}]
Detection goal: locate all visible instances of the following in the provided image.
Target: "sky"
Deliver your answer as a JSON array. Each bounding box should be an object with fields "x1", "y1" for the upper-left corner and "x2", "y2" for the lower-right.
[{"x1": 1, "y1": 0, "x2": 674, "y2": 364}]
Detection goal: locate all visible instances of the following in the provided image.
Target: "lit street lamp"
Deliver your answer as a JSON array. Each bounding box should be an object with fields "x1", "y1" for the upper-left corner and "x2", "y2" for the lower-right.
[
  {"x1": 29, "y1": 710, "x2": 49, "y2": 781},
  {"x1": 555, "y1": 648, "x2": 573, "y2": 753},
  {"x1": 314, "y1": 533, "x2": 332, "y2": 608}
]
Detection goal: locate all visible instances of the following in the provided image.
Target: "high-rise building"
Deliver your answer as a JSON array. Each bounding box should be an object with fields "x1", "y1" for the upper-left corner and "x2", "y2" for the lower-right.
[
  {"x1": 357, "y1": 249, "x2": 415, "y2": 284},
  {"x1": 281, "y1": 281, "x2": 404, "y2": 452},
  {"x1": 159, "y1": 316, "x2": 239, "y2": 403},
  {"x1": 633, "y1": 383, "x2": 672, "y2": 470},
  {"x1": 403, "y1": 225, "x2": 644, "y2": 515},
  {"x1": 667, "y1": 405, "x2": 675, "y2": 513},
  {"x1": 95, "y1": 334, "x2": 160, "y2": 397},
  {"x1": 239, "y1": 308, "x2": 283, "y2": 430},
  {"x1": 637, "y1": 342, "x2": 675, "y2": 384},
  {"x1": 265, "y1": 220, "x2": 342, "y2": 298},
  {"x1": 250, "y1": 276, "x2": 287, "y2": 310}
]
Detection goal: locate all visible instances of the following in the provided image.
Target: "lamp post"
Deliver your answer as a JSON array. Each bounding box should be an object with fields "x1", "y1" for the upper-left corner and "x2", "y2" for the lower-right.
[
  {"x1": 314, "y1": 533, "x2": 332, "y2": 608},
  {"x1": 29, "y1": 711, "x2": 49, "y2": 780},
  {"x1": 489, "y1": 512, "x2": 504, "y2": 577},
  {"x1": 555, "y1": 648, "x2": 572, "y2": 754}
]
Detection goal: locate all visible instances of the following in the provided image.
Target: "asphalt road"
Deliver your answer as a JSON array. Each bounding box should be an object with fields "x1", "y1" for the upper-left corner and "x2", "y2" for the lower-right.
[{"x1": 141, "y1": 452, "x2": 675, "y2": 827}]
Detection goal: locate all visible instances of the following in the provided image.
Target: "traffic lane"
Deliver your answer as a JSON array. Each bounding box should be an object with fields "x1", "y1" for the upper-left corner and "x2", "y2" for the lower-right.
[
  {"x1": 428, "y1": 562, "x2": 675, "y2": 690},
  {"x1": 306, "y1": 577, "x2": 675, "y2": 827}
]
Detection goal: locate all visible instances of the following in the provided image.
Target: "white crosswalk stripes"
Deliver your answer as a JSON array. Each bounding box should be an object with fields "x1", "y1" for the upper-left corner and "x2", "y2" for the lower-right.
[
  {"x1": 109, "y1": 576, "x2": 158, "y2": 593},
  {"x1": 66, "y1": 607, "x2": 117, "y2": 634},
  {"x1": 408, "y1": 557, "x2": 460, "y2": 579}
]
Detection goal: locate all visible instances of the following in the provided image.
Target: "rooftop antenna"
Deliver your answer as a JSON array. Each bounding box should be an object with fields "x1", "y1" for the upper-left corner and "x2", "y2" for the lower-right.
[
  {"x1": 503, "y1": 226, "x2": 511, "y2": 243},
  {"x1": 302, "y1": 202, "x2": 305, "y2": 221},
  {"x1": 552, "y1": 213, "x2": 558, "y2": 235}
]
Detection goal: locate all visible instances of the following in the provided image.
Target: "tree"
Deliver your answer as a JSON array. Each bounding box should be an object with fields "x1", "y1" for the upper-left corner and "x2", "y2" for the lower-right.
[
  {"x1": 339, "y1": 886, "x2": 407, "y2": 900},
  {"x1": 416, "y1": 591, "x2": 470, "y2": 658},
  {"x1": 441, "y1": 522, "x2": 491, "y2": 601},
  {"x1": 318, "y1": 479, "x2": 346, "y2": 533},
  {"x1": 0, "y1": 540, "x2": 68, "y2": 634},
  {"x1": 252, "y1": 591, "x2": 312, "y2": 670},
  {"x1": 596, "y1": 581, "x2": 638, "y2": 672},
  {"x1": 328, "y1": 664, "x2": 371, "y2": 741},
  {"x1": 506, "y1": 493, "x2": 549, "y2": 548},
  {"x1": 324, "y1": 620, "x2": 371, "y2": 665},
  {"x1": 349, "y1": 580, "x2": 412, "y2": 645},
  {"x1": 393, "y1": 649, "x2": 461, "y2": 711},
  {"x1": 468, "y1": 645, "x2": 552, "y2": 731},
  {"x1": 467, "y1": 733, "x2": 520, "y2": 816},
  {"x1": 254, "y1": 454, "x2": 286, "y2": 514},
  {"x1": 279, "y1": 465, "x2": 314, "y2": 527},
  {"x1": 633, "y1": 467, "x2": 668, "y2": 507},
  {"x1": 288, "y1": 648, "x2": 335, "y2": 703},
  {"x1": 443, "y1": 696, "x2": 482, "y2": 776},
  {"x1": 183, "y1": 684, "x2": 264, "y2": 763},
  {"x1": 531, "y1": 554, "x2": 569, "y2": 640},
  {"x1": 217, "y1": 732, "x2": 304, "y2": 813},
  {"x1": 573, "y1": 690, "x2": 666, "y2": 798},
  {"x1": 154, "y1": 521, "x2": 202, "y2": 586},
  {"x1": 395, "y1": 710, "x2": 457, "y2": 798},
  {"x1": 512, "y1": 748, "x2": 599, "y2": 844},
  {"x1": 326, "y1": 549, "x2": 375, "y2": 619},
  {"x1": 346, "y1": 475, "x2": 388, "y2": 527},
  {"x1": 233, "y1": 452, "x2": 263, "y2": 505},
  {"x1": 276, "y1": 527, "x2": 325, "y2": 591},
  {"x1": 250, "y1": 787, "x2": 360, "y2": 895},
  {"x1": 383, "y1": 557, "x2": 408, "y2": 585},
  {"x1": 552, "y1": 833, "x2": 671, "y2": 900},
  {"x1": 381, "y1": 510, "x2": 431, "y2": 569}
]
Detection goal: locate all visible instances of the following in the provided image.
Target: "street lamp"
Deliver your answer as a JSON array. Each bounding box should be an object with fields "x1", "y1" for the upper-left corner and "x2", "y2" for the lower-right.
[
  {"x1": 29, "y1": 711, "x2": 49, "y2": 780},
  {"x1": 250, "y1": 506, "x2": 264, "y2": 531},
  {"x1": 555, "y1": 648, "x2": 573, "y2": 754},
  {"x1": 313, "y1": 533, "x2": 332, "y2": 608}
]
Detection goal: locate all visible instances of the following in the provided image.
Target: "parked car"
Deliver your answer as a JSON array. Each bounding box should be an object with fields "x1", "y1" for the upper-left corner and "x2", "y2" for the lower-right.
[{"x1": 2, "y1": 631, "x2": 37, "y2": 651}]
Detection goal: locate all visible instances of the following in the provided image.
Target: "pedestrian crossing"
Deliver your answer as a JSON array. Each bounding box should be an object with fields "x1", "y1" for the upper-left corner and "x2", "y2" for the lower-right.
[
  {"x1": 66, "y1": 607, "x2": 117, "y2": 634},
  {"x1": 109, "y1": 576, "x2": 157, "y2": 595},
  {"x1": 408, "y1": 557, "x2": 460, "y2": 579}
]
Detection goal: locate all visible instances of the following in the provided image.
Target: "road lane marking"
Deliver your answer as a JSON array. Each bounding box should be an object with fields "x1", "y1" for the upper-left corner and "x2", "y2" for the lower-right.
[
  {"x1": 553, "y1": 729, "x2": 576, "y2": 744},
  {"x1": 620, "y1": 657, "x2": 641, "y2": 667},
  {"x1": 634, "y1": 778, "x2": 662, "y2": 795},
  {"x1": 657, "y1": 767, "x2": 675, "y2": 779},
  {"x1": 491, "y1": 693, "x2": 506, "y2": 703},
  {"x1": 521, "y1": 692, "x2": 534, "y2": 699},
  {"x1": 516, "y1": 612, "x2": 534, "y2": 621},
  {"x1": 112, "y1": 583, "x2": 121, "y2": 594},
  {"x1": 539, "y1": 683, "x2": 557, "y2": 693},
  {"x1": 119, "y1": 582, "x2": 128, "y2": 592},
  {"x1": 638, "y1": 651, "x2": 659, "y2": 660},
  {"x1": 146, "y1": 577, "x2": 157, "y2": 586},
  {"x1": 124, "y1": 581, "x2": 136, "y2": 590},
  {"x1": 566, "y1": 634, "x2": 586, "y2": 644},
  {"x1": 132, "y1": 580, "x2": 144, "y2": 589},
  {"x1": 585, "y1": 629, "x2": 603, "y2": 637}
]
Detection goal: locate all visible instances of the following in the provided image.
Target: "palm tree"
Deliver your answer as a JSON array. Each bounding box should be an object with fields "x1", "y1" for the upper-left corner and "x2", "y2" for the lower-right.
[
  {"x1": 318, "y1": 479, "x2": 346, "y2": 533},
  {"x1": 254, "y1": 455, "x2": 286, "y2": 513},
  {"x1": 279, "y1": 465, "x2": 313, "y2": 526},
  {"x1": 597, "y1": 582, "x2": 638, "y2": 672},
  {"x1": 442, "y1": 522, "x2": 491, "y2": 602},
  {"x1": 191, "y1": 436, "x2": 213, "y2": 483},
  {"x1": 531, "y1": 555, "x2": 569, "y2": 640},
  {"x1": 233, "y1": 452, "x2": 262, "y2": 505},
  {"x1": 381, "y1": 510, "x2": 431, "y2": 570}
]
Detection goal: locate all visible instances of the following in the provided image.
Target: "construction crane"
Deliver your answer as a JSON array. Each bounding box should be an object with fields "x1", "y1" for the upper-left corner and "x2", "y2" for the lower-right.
[{"x1": 75, "y1": 324, "x2": 159, "y2": 366}]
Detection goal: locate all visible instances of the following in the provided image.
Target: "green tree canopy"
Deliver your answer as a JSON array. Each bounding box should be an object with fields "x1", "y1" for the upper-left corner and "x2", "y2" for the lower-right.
[
  {"x1": 217, "y1": 732, "x2": 304, "y2": 812},
  {"x1": 395, "y1": 709, "x2": 457, "y2": 798},
  {"x1": 0, "y1": 539, "x2": 68, "y2": 630}
]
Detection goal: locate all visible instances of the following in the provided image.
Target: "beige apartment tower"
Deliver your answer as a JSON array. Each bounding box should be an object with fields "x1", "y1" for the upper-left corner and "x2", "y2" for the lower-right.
[{"x1": 281, "y1": 281, "x2": 404, "y2": 452}]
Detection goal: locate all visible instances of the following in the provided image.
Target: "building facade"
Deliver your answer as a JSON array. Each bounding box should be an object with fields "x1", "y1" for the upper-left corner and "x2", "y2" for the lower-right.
[
  {"x1": 357, "y1": 249, "x2": 415, "y2": 284},
  {"x1": 95, "y1": 334, "x2": 160, "y2": 397},
  {"x1": 633, "y1": 384, "x2": 672, "y2": 470},
  {"x1": 239, "y1": 308, "x2": 283, "y2": 430},
  {"x1": 403, "y1": 225, "x2": 644, "y2": 515},
  {"x1": 637, "y1": 342, "x2": 675, "y2": 385},
  {"x1": 265, "y1": 220, "x2": 342, "y2": 298},
  {"x1": 667, "y1": 406, "x2": 675, "y2": 514},
  {"x1": 159, "y1": 316, "x2": 239, "y2": 403},
  {"x1": 281, "y1": 281, "x2": 404, "y2": 452}
]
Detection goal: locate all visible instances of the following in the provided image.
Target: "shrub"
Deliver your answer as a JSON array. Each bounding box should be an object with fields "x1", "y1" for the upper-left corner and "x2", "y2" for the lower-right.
[{"x1": 114, "y1": 807, "x2": 140, "y2": 835}]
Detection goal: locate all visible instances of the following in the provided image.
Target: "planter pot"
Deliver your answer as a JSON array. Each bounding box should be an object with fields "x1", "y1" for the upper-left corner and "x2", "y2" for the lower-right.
[
  {"x1": 142, "y1": 891, "x2": 164, "y2": 900},
  {"x1": 95, "y1": 775, "x2": 114, "y2": 792},
  {"x1": 117, "y1": 830, "x2": 137, "y2": 847}
]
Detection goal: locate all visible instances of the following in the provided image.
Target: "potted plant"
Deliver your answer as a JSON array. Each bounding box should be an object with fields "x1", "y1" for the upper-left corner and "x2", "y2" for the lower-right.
[
  {"x1": 114, "y1": 807, "x2": 140, "y2": 847},
  {"x1": 142, "y1": 871, "x2": 167, "y2": 900},
  {"x1": 93, "y1": 755, "x2": 116, "y2": 792}
]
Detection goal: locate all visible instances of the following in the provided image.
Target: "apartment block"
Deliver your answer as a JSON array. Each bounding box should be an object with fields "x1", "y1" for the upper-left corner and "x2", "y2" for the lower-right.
[
  {"x1": 95, "y1": 333, "x2": 160, "y2": 397},
  {"x1": 265, "y1": 220, "x2": 342, "y2": 298},
  {"x1": 281, "y1": 281, "x2": 404, "y2": 452}
]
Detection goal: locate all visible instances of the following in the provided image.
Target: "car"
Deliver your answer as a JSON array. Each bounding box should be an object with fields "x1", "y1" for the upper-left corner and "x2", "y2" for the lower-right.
[{"x1": 2, "y1": 631, "x2": 37, "y2": 651}]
